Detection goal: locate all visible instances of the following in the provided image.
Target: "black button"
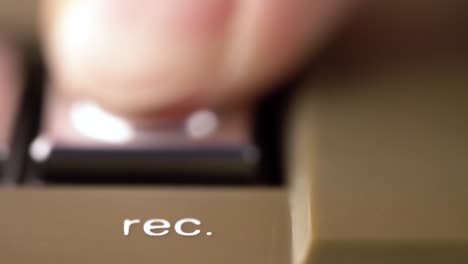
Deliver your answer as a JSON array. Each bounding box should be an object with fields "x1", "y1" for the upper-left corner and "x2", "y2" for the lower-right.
[{"x1": 29, "y1": 87, "x2": 261, "y2": 185}]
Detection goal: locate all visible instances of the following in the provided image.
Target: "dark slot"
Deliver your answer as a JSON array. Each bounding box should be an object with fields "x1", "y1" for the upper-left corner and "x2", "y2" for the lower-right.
[{"x1": 2, "y1": 43, "x2": 44, "y2": 185}]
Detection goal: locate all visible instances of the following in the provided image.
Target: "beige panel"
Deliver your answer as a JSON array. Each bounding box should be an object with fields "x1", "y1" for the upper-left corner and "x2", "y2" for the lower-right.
[
  {"x1": 0, "y1": 187, "x2": 290, "y2": 264},
  {"x1": 288, "y1": 64, "x2": 468, "y2": 263}
]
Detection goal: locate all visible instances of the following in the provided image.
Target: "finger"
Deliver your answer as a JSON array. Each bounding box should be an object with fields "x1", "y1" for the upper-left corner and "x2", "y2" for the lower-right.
[{"x1": 42, "y1": 0, "x2": 353, "y2": 118}]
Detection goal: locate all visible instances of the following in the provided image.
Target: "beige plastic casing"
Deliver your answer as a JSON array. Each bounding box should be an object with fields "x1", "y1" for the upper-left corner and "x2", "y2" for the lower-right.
[
  {"x1": 0, "y1": 187, "x2": 290, "y2": 264},
  {"x1": 289, "y1": 64, "x2": 468, "y2": 263}
]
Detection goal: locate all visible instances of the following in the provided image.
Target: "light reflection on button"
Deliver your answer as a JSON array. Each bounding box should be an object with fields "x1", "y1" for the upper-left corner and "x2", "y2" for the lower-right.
[
  {"x1": 29, "y1": 136, "x2": 52, "y2": 162},
  {"x1": 185, "y1": 109, "x2": 219, "y2": 139},
  {"x1": 69, "y1": 101, "x2": 135, "y2": 144}
]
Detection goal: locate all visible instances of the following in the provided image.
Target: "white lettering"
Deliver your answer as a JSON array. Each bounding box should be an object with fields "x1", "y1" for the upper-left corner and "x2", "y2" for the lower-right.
[
  {"x1": 143, "y1": 219, "x2": 171, "y2": 236},
  {"x1": 123, "y1": 219, "x2": 141, "y2": 236},
  {"x1": 174, "y1": 218, "x2": 201, "y2": 236}
]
